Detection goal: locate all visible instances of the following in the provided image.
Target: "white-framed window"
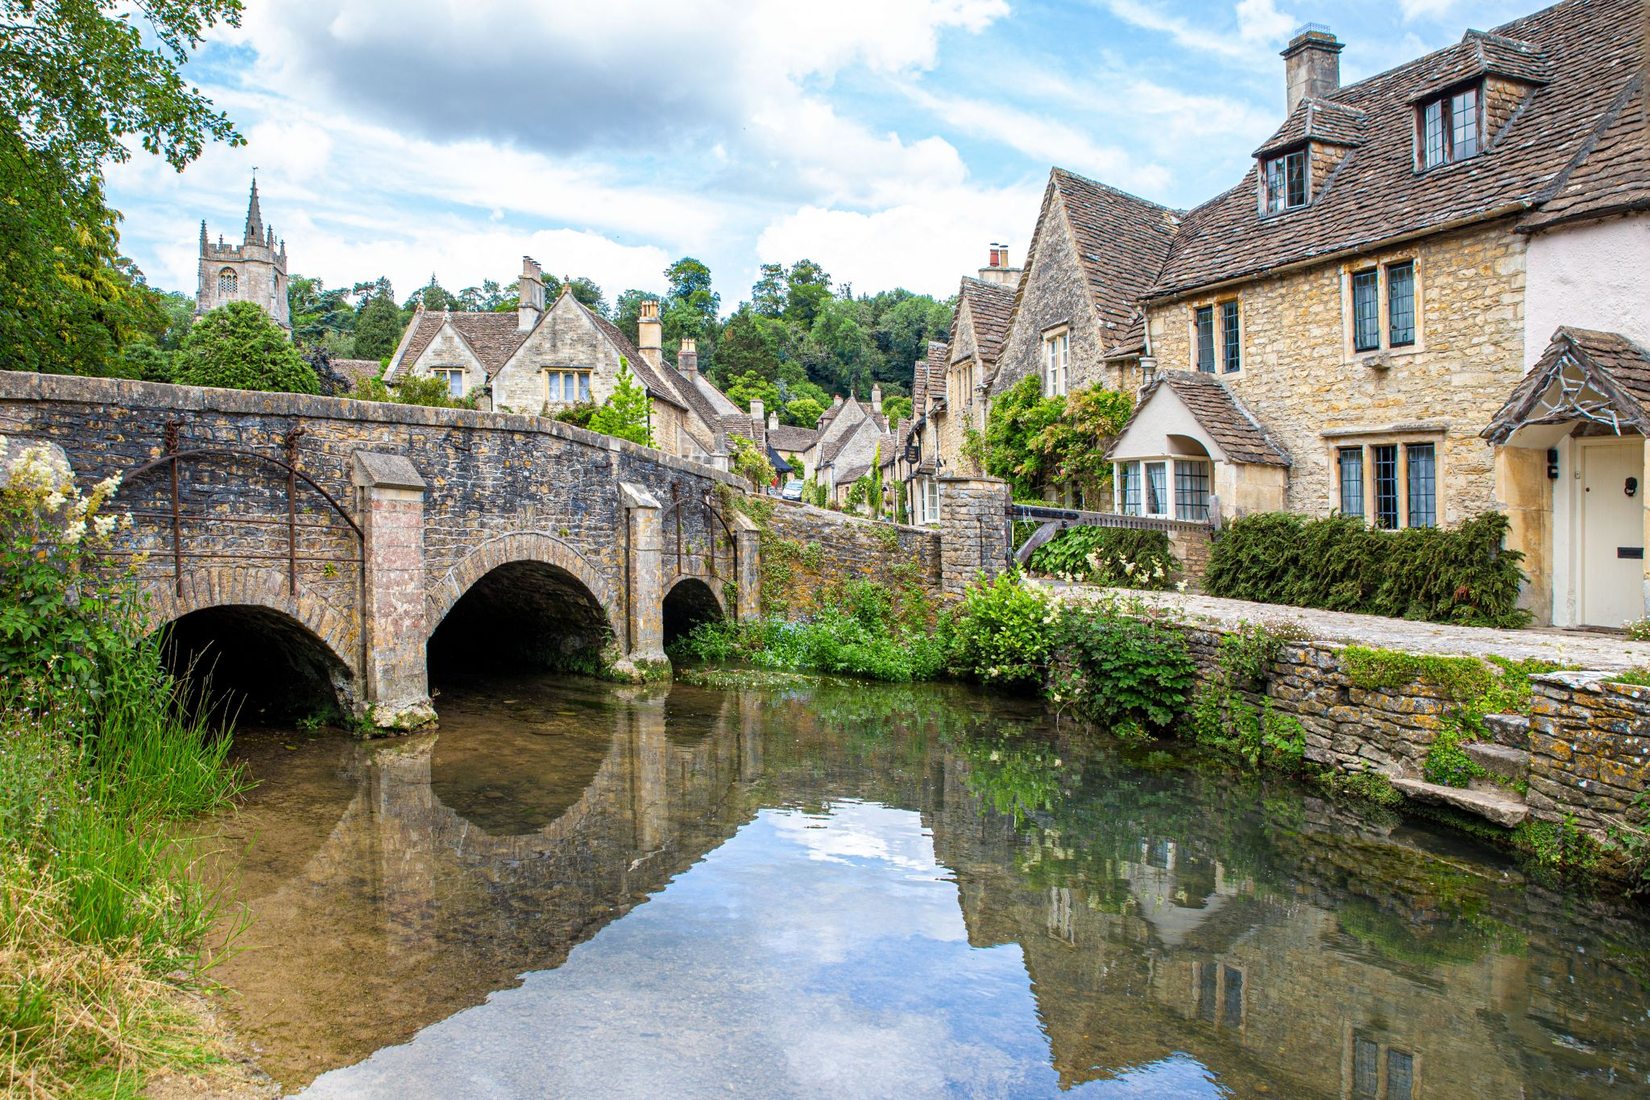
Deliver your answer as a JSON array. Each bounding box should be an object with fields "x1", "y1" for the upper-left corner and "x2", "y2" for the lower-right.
[
  {"x1": 1193, "y1": 300, "x2": 1241, "y2": 374},
  {"x1": 545, "y1": 369, "x2": 592, "y2": 403},
  {"x1": 1417, "y1": 83, "x2": 1480, "y2": 170},
  {"x1": 1116, "y1": 457, "x2": 1212, "y2": 520},
  {"x1": 1261, "y1": 148, "x2": 1308, "y2": 213},
  {"x1": 1331, "y1": 438, "x2": 1439, "y2": 529},
  {"x1": 912, "y1": 477, "x2": 941, "y2": 525},
  {"x1": 217, "y1": 268, "x2": 238, "y2": 296},
  {"x1": 432, "y1": 367, "x2": 465, "y2": 397},
  {"x1": 1042, "y1": 328, "x2": 1069, "y2": 397},
  {"x1": 1348, "y1": 259, "x2": 1418, "y2": 355}
]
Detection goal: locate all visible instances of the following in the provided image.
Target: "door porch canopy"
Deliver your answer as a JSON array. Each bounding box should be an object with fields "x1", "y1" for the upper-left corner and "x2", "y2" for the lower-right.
[{"x1": 1483, "y1": 327, "x2": 1650, "y2": 445}]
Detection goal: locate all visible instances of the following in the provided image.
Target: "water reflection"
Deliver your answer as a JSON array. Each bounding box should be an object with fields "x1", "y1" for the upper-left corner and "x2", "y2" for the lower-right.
[{"x1": 198, "y1": 676, "x2": 1650, "y2": 1098}]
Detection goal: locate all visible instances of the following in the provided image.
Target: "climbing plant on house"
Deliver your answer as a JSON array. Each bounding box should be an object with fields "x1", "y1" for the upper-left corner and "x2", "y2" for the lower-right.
[{"x1": 983, "y1": 375, "x2": 1132, "y2": 503}]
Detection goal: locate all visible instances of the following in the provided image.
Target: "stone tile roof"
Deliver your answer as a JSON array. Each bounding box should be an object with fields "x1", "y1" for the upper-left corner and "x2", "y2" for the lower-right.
[
  {"x1": 768, "y1": 425, "x2": 819, "y2": 452},
  {"x1": 587, "y1": 310, "x2": 688, "y2": 411},
  {"x1": 1150, "y1": 0, "x2": 1644, "y2": 300},
  {"x1": 1519, "y1": 74, "x2": 1649, "y2": 230},
  {"x1": 954, "y1": 277, "x2": 1014, "y2": 364},
  {"x1": 924, "y1": 341, "x2": 949, "y2": 407},
  {"x1": 1483, "y1": 326, "x2": 1650, "y2": 441},
  {"x1": 395, "y1": 310, "x2": 529, "y2": 378},
  {"x1": 1252, "y1": 98, "x2": 1367, "y2": 157},
  {"x1": 1112, "y1": 370, "x2": 1291, "y2": 467},
  {"x1": 1043, "y1": 168, "x2": 1181, "y2": 334},
  {"x1": 329, "y1": 358, "x2": 382, "y2": 388}
]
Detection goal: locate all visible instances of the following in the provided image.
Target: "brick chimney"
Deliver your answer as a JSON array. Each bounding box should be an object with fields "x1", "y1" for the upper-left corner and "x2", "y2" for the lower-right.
[
  {"x1": 637, "y1": 300, "x2": 663, "y2": 367},
  {"x1": 1282, "y1": 25, "x2": 1343, "y2": 114},
  {"x1": 678, "y1": 337, "x2": 698, "y2": 375},
  {"x1": 517, "y1": 256, "x2": 545, "y2": 332},
  {"x1": 977, "y1": 242, "x2": 1022, "y2": 288}
]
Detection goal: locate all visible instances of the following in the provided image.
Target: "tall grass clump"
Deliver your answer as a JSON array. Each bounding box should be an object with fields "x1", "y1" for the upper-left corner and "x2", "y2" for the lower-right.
[
  {"x1": 670, "y1": 577, "x2": 951, "y2": 682},
  {"x1": 0, "y1": 443, "x2": 245, "y2": 1096}
]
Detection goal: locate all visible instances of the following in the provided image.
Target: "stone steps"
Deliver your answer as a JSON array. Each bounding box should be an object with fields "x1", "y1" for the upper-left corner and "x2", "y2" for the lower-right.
[
  {"x1": 1483, "y1": 713, "x2": 1530, "y2": 750},
  {"x1": 1465, "y1": 741, "x2": 1530, "y2": 780},
  {"x1": 1389, "y1": 776, "x2": 1530, "y2": 827}
]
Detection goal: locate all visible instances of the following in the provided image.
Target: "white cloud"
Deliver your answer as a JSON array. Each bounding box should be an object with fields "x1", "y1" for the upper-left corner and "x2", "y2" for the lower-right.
[{"x1": 754, "y1": 181, "x2": 1043, "y2": 299}]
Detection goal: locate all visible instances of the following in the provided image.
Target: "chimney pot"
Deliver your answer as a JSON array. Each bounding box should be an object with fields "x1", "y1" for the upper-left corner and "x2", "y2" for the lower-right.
[
  {"x1": 1281, "y1": 25, "x2": 1343, "y2": 114},
  {"x1": 768, "y1": 411, "x2": 778, "y2": 430},
  {"x1": 678, "y1": 337, "x2": 698, "y2": 374}
]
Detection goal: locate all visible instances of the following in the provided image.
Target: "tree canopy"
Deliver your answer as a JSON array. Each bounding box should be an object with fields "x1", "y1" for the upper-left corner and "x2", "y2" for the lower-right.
[{"x1": 176, "y1": 302, "x2": 318, "y2": 394}]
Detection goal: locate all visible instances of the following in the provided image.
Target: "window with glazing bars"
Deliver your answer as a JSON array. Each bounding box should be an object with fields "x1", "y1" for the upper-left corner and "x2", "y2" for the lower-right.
[
  {"x1": 1386, "y1": 1050, "x2": 1414, "y2": 1100},
  {"x1": 1406, "y1": 442, "x2": 1436, "y2": 527},
  {"x1": 1387, "y1": 261, "x2": 1415, "y2": 347},
  {"x1": 1222, "y1": 966, "x2": 1243, "y2": 1028},
  {"x1": 1119, "y1": 463, "x2": 1141, "y2": 515},
  {"x1": 1420, "y1": 84, "x2": 1480, "y2": 168},
  {"x1": 1198, "y1": 963, "x2": 1217, "y2": 1022},
  {"x1": 1195, "y1": 306, "x2": 1215, "y2": 372},
  {"x1": 433, "y1": 368, "x2": 464, "y2": 397},
  {"x1": 1263, "y1": 150, "x2": 1307, "y2": 212},
  {"x1": 1337, "y1": 447, "x2": 1364, "y2": 517},
  {"x1": 1221, "y1": 301, "x2": 1241, "y2": 373},
  {"x1": 1373, "y1": 444, "x2": 1399, "y2": 529},
  {"x1": 1352, "y1": 1035, "x2": 1380, "y2": 1098},
  {"x1": 1145, "y1": 462, "x2": 1168, "y2": 516},
  {"x1": 1175, "y1": 460, "x2": 1211, "y2": 520},
  {"x1": 1352, "y1": 270, "x2": 1380, "y2": 352}
]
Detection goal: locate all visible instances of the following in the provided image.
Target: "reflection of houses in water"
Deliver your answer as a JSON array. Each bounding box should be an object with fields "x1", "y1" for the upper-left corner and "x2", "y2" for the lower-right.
[{"x1": 928, "y1": 748, "x2": 1639, "y2": 1100}]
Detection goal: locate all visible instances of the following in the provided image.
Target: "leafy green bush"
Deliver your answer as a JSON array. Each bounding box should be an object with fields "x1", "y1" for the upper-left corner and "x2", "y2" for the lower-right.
[
  {"x1": 589, "y1": 362, "x2": 654, "y2": 446},
  {"x1": 948, "y1": 571, "x2": 1058, "y2": 688},
  {"x1": 1205, "y1": 511, "x2": 1530, "y2": 627},
  {"x1": 1048, "y1": 601, "x2": 1196, "y2": 730},
  {"x1": 1188, "y1": 621, "x2": 1309, "y2": 771},
  {"x1": 1027, "y1": 527, "x2": 1179, "y2": 589},
  {"x1": 175, "y1": 301, "x2": 320, "y2": 394}
]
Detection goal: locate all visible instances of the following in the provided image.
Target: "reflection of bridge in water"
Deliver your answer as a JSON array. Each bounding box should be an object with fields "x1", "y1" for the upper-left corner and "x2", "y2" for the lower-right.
[{"x1": 205, "y1": 680, "x2": 1650, "y2": 1096}]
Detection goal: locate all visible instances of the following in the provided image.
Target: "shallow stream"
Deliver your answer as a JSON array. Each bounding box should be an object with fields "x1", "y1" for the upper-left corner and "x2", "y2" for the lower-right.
[{"x1": 195, "y1": 673, "x2": 1650, "y2": 1098}]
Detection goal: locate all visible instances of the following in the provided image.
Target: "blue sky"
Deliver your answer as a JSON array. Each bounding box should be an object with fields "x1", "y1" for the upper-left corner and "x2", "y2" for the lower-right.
[{"x1": 105, "y1": 0, "x2": 1537, "y2": 311}]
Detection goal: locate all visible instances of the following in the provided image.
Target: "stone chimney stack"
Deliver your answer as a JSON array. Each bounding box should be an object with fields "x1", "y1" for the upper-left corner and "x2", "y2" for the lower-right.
[
  {"x1": 678, "y1": 337, "x2": 698, "y2": 375},
  {"x1": 638, "y1": 300, "x2": 663, "y2": 367},
  {"x1": 977, "y1": 242, "x2": 1022, "y2": 288},
  {"x1": 768, "y1": 411, "x2": 779, "y2": 430},
  {"x1": 750, "y1": 397, "x2": 764, "y2": 425},
  {"x1": 517, "y1": 256, "x2": 545, "y2": 332},
  {"x1": 1282, "y1": 25, "x2": 1343, "y2": 114},
  {"x1": 871, "y1": 383, "x2": 883, "y2": 416}
]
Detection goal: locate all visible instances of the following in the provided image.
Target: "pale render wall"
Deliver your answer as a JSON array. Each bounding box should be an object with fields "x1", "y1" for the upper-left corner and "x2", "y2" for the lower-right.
[
  {"x1": 1146, "y1": 221, "x2": 1528, "y2": 525},
  {"x1": 1525, "y1": 215, "x2": 1650, "y2": 369}
]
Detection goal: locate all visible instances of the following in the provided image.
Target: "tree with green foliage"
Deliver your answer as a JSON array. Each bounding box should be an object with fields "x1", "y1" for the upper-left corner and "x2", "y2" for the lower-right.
[
  {"x1": 784, "y1": 259, "x2": 832, "y2": 325},
  {"x1": 751, "y1": 263, "x2": 786, "y2": 317},
  {"x1": 289, "y1": 275, "x2": 353, "y2": 351},
  {"x1": 881, "y1": 394, "x2": 913, "y2": 424},
  {"x1": 352, "y1": 290, "x2": 404, "y2": 362},
  {"x1": 723, "y1": 371, "x2": 782, "y2": 417},
  {"x1": 874, "y1": 293, "x2": 953, "y2": 385},
  {"x1": 403, "y1": 277, "x2": 461, "y2": 314},
  {"x1": 176, "y1": 302, "x2": 318, "y2": 394},
  {"x1": 804, "y1": 296, "x2": 874, "y2": 396},
  {"x1": 728, "y1": 434, "x2": 776, "y2": 490},
  {"x1": 588, "y1": 360, "x2": 653, "y2": 446},
  {"x1": 784, "y1": 395, "x2": 825, "y2": 428},
  {"x1": 984, "y1": 375, "x2": 1131, "y2": 502}
]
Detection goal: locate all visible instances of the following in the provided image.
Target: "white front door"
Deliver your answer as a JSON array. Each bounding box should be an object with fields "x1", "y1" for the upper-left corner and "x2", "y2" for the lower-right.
[{"x1": 1580, "y1": 438, "x2": 1645, "y2": 628}]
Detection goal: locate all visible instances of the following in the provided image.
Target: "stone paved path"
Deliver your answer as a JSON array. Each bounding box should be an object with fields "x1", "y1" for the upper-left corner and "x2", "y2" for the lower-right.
[{"x1": 1039, "y1": 582, "x2": 1649, "y2": 672}]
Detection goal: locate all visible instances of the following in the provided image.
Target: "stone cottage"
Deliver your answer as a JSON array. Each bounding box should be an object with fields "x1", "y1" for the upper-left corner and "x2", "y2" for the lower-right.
[
  {"x1": 987, "y1": 169, "x2": 1180, "y2": 410},
  {"x1": 930, "y1": 263, "x2": 1015, "y2": 478},
  {"x1": 385, "y1": 258, "x2": 755, "y2": 465},
  {"x1": 1112, "y1": 0, "x2": 1647, "y2": 627}
]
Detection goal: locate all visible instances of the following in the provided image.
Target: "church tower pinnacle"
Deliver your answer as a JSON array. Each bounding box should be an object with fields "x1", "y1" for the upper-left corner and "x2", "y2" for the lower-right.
[{"x1": 197, "y1": 176, "x2": 291, "y2": 332}]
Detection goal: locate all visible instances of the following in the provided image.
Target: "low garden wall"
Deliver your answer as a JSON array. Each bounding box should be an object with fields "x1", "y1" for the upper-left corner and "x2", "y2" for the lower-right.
[{"x1": 748, "y1": 498, "x2": 942, "y2": 617}]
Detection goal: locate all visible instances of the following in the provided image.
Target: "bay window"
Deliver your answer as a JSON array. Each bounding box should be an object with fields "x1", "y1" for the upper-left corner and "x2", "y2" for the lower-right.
[{"x1": 1116, "y1": 457, "x2": 1212, "y2": 520}]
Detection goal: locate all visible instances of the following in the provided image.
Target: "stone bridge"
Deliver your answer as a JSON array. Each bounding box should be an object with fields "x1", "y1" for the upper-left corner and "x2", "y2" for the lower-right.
[{"x1": 0, "y1": 372, "x2": 775, "y2": 727}]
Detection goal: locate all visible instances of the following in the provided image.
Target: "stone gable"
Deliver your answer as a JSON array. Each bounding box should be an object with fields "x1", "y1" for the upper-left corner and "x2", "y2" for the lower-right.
[
  {"x1": 992, "y1": 192, "x2": 1108, "y2": 398},
  {"x1": 494, "y1": 294, "x2": 632, "y2": 415}
]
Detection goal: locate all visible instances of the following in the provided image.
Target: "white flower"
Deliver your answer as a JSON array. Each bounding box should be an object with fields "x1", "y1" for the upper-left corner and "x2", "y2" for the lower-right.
[
  {"x1": 92, "y1": 514, "x2": 117, "y2": 538},
  {"x1": 62, "y1": 519, "x2": 86, "y2": 545},
  {"x1": 1176, "y1": 581, "x2": 1189, "y2": 593}
]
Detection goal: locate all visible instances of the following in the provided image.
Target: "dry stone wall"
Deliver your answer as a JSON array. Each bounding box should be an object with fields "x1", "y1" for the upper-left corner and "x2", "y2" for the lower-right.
[
  {"x1": 756, "y1": 499, "x2": 941, "y2": 617},
  {"x1": 1527, "y1": 673, "x2": 1650, "y2": 834}
]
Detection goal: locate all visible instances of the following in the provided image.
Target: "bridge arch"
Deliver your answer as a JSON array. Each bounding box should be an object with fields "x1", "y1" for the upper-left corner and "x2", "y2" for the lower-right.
[
  {"x1": 426, "y1": 532, "x2": 622, "y2": 675},
  {"x1": 151, "y1": 569, "x2": 358, "y2": 720},
  {"x1": 662, "y1": 575, "x2": 725, "y2": 648}
]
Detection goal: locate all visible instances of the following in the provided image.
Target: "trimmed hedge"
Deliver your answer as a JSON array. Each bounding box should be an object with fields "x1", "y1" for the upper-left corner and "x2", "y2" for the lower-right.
[{"x1": 1204, "y1": 511, "x2": 1530, "y2": 627}]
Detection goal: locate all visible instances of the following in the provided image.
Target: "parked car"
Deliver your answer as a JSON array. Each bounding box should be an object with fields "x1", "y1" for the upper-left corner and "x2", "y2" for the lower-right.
[{"x1": 780, "y1": 480, "x2": 804, "y2": 501}]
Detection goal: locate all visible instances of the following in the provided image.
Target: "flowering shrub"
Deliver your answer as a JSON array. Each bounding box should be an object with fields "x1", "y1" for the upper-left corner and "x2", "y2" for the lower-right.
[
  {"x1": 1027, "y1": 527, "x2": 1179, "y2": 589},
  {"x1": 948, "y1": 570, "x2": 1058, "y2": 689},
  {"x1": 0, "y1": 442, "x2": 132, "y2": 699}
]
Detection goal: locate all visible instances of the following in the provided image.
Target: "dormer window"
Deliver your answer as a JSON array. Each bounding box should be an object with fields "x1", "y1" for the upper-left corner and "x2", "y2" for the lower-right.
[
  {"x1": 1418, "y1": 84, "x2": 1480, "y2": 169},
  {"x1": 1262, "y1": 149, "x2": 1308, "y2": 213}
]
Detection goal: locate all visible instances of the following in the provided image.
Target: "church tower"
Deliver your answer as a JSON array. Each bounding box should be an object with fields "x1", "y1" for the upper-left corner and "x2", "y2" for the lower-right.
[{"x1": 196, "y1": 178, "x2": 291, "y2": 331}]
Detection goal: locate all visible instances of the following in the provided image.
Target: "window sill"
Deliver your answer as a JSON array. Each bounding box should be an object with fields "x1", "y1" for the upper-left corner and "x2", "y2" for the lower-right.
[{"x1": 1347, "y1": 346, "x2": 1423, "y2": 369}]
